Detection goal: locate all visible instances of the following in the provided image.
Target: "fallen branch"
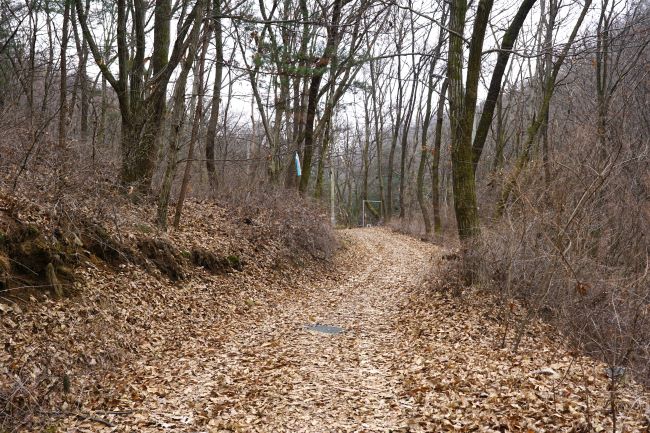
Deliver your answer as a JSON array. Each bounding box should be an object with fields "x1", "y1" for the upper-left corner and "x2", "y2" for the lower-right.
[
  {"x1": 93, "y1": 409, "x2": 134, "y2": 416},
  {"x1": 73, "y1": 411, "x2": 115, "y2": 427},
  {"x1": 42, "y1": 410, "x2": 116, "y2": 428}
]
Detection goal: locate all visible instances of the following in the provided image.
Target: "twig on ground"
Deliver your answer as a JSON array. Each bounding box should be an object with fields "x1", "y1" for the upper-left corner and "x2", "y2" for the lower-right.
[{"x1": 42, "y1": 410, "x2": 116, "y2": 428}]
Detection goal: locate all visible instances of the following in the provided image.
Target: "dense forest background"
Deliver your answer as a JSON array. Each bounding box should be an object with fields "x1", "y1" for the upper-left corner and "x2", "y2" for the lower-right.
[{"x1": 0, "y1": 0, "x2": 649, "y2": 405}]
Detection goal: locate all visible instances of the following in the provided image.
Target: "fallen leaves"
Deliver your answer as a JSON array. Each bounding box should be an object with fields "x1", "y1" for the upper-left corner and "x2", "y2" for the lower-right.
[
  {"x1": 0, "y1": 195, "x2": 337, "y2": 432},
  {"x1": 2, "y1": 224, "x2": 649, "y2": 432},
  {"x1": 398, "y1": 262, "x2": 650, "y2": 432}
]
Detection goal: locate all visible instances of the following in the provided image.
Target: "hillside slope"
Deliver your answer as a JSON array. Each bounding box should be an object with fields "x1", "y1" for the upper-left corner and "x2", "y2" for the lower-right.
[{"x1": 0, "y1": 189, "x2": 339, "y2": 432}]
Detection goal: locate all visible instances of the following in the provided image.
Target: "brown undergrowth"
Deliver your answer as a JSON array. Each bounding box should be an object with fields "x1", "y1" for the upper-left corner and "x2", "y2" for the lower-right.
[{"x1": 400, "y1": 276, "x2": 650, "y2": 432}]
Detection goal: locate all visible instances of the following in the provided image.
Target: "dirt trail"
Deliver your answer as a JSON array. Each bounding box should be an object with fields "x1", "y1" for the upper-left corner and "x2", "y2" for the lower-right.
[
  {"x1": 118, "y1": 228, "x2": 437, "y2": 432},
  {"x1": 57, "y1": 228, "x2": 648, "y2": 432},
  {"x1": 200, "y1": 228, "x2": 436, "y2": 432},
  {"x1": 55, "y1": 228, "x2": 436, "y2": 432}
]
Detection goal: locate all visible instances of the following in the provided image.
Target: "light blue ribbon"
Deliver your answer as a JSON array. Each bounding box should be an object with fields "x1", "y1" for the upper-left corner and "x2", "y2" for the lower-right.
[{"x1": 295, "y1": 152, "x2": 302, "y2": 177}]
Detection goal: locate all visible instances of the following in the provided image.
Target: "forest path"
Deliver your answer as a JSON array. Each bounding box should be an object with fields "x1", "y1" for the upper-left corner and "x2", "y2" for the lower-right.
[
  {"x1": 196, "y1": 227, "x2": 437, "y2": 432},
  {"x1": 59, "y1": 228, "x2": 649, "y2": 432},
  {"x1": 113, "y1": 228, "x2": 439, "y2": 432}
]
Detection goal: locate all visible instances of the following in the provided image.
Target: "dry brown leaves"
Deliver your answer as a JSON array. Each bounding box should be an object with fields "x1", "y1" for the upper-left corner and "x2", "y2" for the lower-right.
[
  {"x1": 0, "y1": 194, "x2": 338, "y2": 432},
  {"x1": 398, "y1": 279, "x2": 649, "y2": 431},
  {"x1": 2, "y1": 222, "x2": 649, "y2": 432}
]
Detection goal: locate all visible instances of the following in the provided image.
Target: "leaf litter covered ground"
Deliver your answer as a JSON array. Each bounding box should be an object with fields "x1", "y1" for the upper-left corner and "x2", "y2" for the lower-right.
[{"x1": 3, "y1": 224, "x2": 649, "y2": 432}]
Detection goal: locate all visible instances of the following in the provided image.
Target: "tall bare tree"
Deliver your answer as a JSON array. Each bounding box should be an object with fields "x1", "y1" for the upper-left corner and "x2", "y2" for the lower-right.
[{"x1": 75, "y1": 0, "x2": 202, "y2": 191}]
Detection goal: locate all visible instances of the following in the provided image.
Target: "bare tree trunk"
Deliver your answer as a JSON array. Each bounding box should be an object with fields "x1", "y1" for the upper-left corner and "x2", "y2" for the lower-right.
[
  {"x1": 417, "y1": 70, "x2": 438, "y2": 235},
  {"x1": 539, "y1": 0, "x2": 555, "y2": 185},
  {"x1": 69, "y1": 0, "x2": 90, "y2": 142},
  {"x1": 75, "y1": 0, "x2": 201, "y2": 191},
  {"x1": 447, "y1": 0, "x2": 492, "y2": 240},
  {"x1": 174, "y1": 20, "x2": 212, "y2": 228},
  {"x1": 205, "y1": 0, "x2": 223, "y2": 193},
  {"x1": 470, "y1": 0, "x2": 538, "y2": 169},
  {"x1": 299, "y1": 0, "x2": 343, "y2": 194},
  {"x1": 368, "y1": 60, "x2": 385, "y2": 218},
  {"x1": 386, "y1": 30, "x2": 405, "y2": 222},
  {"x1": 299, "y1": 75, "x2": 324, "y2": 194},
  {"x1": 431, "y1": 79, "x2": 448, "y2": 234},
  {"x1": 314, "y1": 116, "x2": 332, "y2": 199},
  {"x1": 498, "y1": 0, "x2": 591, "y2": 214},
  {"x1": 492, "y1": 91, "x2": 506, "y2": 172},
  {"x1": 399, "y1": 77, "x2": 419, "y2": 219},
  {"x1": 58, "y1": 0, "x2": 70, "y2": 151},
  {"x1": 80, "y1": 0, "x2": 91, "y2": 142},
  {"x1": 156, "y1": 1, "x2": 204, "y2": 228},
  {"x1": 284, "y1": 0, "x2": 311, "y2": 189},
  {"x1": 42, "y1": 11, "x2": 55, "y2": 119},
  {"x1": 361, "y1": 99, "x2": 371, "y2": 202},
  {"x1": 98, "y1": 60, "x2": 108, "y2": 148}
]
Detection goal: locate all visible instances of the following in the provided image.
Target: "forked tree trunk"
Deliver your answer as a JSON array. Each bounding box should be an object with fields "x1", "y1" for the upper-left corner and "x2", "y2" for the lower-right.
[
  {"x1": 156, "y1": 1, "x2": 204, "y2": 228},
  {"x1": 447, "y1": 0, "x2": 490, "y2": 240},
  {"x1": 75, "y1": 0, "x2": 199, "y2": 192},
  {"x1": 497, "y1": 0, "x2": 591, "y2": 214},
  {"x1": 299, "y1": 0, "x2": 343, "y2": 194}
]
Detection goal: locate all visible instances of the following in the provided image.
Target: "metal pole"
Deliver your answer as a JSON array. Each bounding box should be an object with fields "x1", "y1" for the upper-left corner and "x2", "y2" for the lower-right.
[
  {"x1": 330, "y1": 110, "x2": 337, "y2": 227},
  {"x1": 330, "y1": 163, "x2": 336, "y2": 226}
]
